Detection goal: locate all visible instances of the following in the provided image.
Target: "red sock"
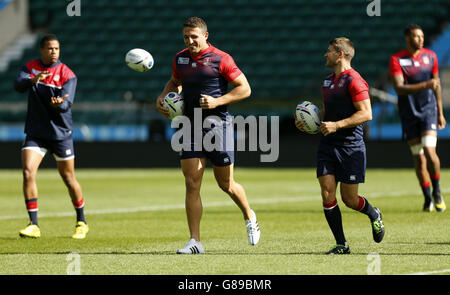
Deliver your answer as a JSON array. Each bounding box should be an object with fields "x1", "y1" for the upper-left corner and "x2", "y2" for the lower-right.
[
  {"x1": 72, "y1": 198, "x2": 85, "y2": 209},
  {"x1": 356, "y1": 196, "x2": 366, "y2": 211},
  {"x1": 323, "y1": 199, "x2": 338, "y2": 210},
  {"x1": 25, "y1": 198, "x2": 38, "y2": 225}
]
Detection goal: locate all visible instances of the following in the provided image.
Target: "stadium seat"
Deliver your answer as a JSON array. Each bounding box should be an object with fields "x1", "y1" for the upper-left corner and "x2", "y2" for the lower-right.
[{"x1": 0, "y1": 0, "x2": 448, "y2": 125}]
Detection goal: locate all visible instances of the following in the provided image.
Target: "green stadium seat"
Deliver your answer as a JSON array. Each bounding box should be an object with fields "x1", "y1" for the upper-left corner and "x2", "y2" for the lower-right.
[{"x1": 1, "y1": 0, "x2": 447, "y2": 125}]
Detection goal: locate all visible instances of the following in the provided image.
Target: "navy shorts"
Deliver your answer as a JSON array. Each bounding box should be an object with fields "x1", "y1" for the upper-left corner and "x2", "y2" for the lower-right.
[
  {"x1": 316, "y1": 142, "x2": 366, "y2": 184},
  {"x1": 181, "y1": 149, "x2": 234, "y2": 167},
  {"x1": 401, "y1": 111, "x2": 437, "y2": 140},
  {"x1": 22, "y1": 135, "x2": 75, "y2": 161},
  {"x1": 179, "y1": 119, "x2": 234, "y2": 167}
]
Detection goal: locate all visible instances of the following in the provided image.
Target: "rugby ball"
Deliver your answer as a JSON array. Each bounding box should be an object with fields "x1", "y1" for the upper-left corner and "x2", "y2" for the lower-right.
[
  {"x1": 125, "y1": 48, "x2": 154, "y2": 72},
  {"x1": 295, "y1": 101, "x2": 321, "y2": 134},
  {"x1": 163, "y1": 92, "x2": 184, "y2": 119}
]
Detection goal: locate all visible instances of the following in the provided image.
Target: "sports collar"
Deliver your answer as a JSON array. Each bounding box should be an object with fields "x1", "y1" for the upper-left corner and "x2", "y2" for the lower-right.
[
  {"x1": 333, "y1": 68, "x2": 353, "y2": 82},
  {"x1": 403, "y1": 48, "x2": 424, "y2": 59},
  {"x1": 40, "y1": 59, "x2": 61, "y2": 68}
]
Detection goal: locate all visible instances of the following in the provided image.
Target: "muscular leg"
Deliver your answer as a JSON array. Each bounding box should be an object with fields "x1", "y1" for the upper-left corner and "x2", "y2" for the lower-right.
[
  {"x1": 319, "y1": 174, "x2": 338, "y2": 205},
  {"x1": 340, "y1": 183, "x2": 379, "y2": 221},
  {"x1": 57, "y1": 158, "x2": 84, "y2": 203},
  {"x1": 340, "y1": 183, "x2": 360, "y2": 210},
  {"x1": 421, "y1": 131, "x2": 441, "y2": 192},
  {"x1": 408, "y1": 137, "x2": 433, "y2": 208},
  {"x1": 408, "y1": 137, "x2": 431, "y2": 185},
  {"x1": 421, "y1": 131, "x2": 445, "y2": 211},
  {"x1": 57, "y1": 158, "x2": 86, "y2": 223},
  {"x1": 22, "y1": 149, "x2": 44, "y2": 202},
  {"x1": 213, "y1": 164, "x2": 252, "y2": 220},
  {"x1": 340, "y1": 182, "x2": 384, "y2": 242},
  {"x1": 181, "y1": 158, "x2": 205, "y2": 242},
  {"x1": 421, "y1": 131, "x2": 440, "y2": 174},
  {"x1": 22, "y1": 149, "x2": 45, "y2": 225}
]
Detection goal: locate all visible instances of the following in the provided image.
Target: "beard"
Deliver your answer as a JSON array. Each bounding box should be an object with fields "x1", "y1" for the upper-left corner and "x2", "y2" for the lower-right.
[
  {"x1": 408, "y1": 39, "x2": 423, "y2": 51},
  {"x1": 325, "y1": 59, "x2": 336, "y2": 68}
]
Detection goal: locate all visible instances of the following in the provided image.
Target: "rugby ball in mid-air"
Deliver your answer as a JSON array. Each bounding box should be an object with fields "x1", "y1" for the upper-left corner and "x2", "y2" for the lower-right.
[
  {"x1": 295, "y1": 101, "x2": 321, "y2": 134},
  {"x1": 125, "y1": 48, "x2": 154, "y2": 72},
  {"x1": 163, "y1": 92, "x2": 184, "y2": 119}
]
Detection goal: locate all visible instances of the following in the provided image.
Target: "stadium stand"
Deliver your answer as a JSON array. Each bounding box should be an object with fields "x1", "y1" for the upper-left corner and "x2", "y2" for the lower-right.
[{"x1": 0, "y1": 0, "x2": 448, "y2": 131}]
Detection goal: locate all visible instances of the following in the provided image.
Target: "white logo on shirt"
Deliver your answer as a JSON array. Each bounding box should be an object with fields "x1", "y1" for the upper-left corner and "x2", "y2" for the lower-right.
[
  {"x1": 53, "y1": 74, "x2": 60, "y2": 81},
  {"x1": 32, "y1": 69, "x2": 42, "y2": 75},
  {"x1": 399, "y1": 59, "x2": 412, "y2": 66},
  {"x1": 324, "y1": 80, "x2": 331, "y2": 87},
  {"x1": 423, "y1": 56, "x2": 430, "y2": 64},
  {"x1": 178, "y1": 57, "x2": 189, "y2": 64}
]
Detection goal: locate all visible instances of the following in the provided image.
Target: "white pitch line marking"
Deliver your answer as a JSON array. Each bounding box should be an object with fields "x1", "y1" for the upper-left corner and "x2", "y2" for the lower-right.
[
  {"x1": 2, "y1": 188, "x2": 448, "y2": 221},
  {"x1": 404, "y1": 269, "x2": 450, "y2": 275}
]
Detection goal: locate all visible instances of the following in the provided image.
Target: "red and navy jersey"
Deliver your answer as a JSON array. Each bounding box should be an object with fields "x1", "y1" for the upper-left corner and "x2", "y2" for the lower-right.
[
  {"x1": 172, "y1": 43, "x2": 242, "y2": 120},
  {"x1": 389, "y1": 48, "x2": 438, "y2": 119},
  {"x1": 321, "y1": 68, "x2": 370, "y2": 146},
  {"x1": 14, "y1": 59, "x2": 77, "y2": 140}
]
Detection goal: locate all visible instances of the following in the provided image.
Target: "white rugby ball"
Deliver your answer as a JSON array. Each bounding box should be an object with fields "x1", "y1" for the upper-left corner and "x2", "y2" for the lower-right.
[
  {"x1": 295, "y1": 101, "x2": 321, "y2": 134},
  {"x1": 125, "y1": 48, "x2": 154, "y2": 72},
  {"x1": 163, "y1": 92, "x2": 184, "y2": 119}
]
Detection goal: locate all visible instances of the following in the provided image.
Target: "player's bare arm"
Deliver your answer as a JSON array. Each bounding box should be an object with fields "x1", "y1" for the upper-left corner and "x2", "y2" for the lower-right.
[
  {"x1": 199, "y1": 73, "x2": 251, "y2": 109},
  {"x1": 320, "y1": 99, "x2": 372, "y2": 136},
  {"x1": 432, "y1": 73, "x2": 446, "y2": 129},
  {"x1": 392, "y1": 74, "x2": 440, "y2": 95},
  {"x1": 157, "y1": 75, "x2": 182, "y2": 118}
]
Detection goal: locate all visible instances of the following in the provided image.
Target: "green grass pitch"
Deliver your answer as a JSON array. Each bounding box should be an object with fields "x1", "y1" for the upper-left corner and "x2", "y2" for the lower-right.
[{"x1": 0, "y1": 168, "x2": 448, "y2": 275}]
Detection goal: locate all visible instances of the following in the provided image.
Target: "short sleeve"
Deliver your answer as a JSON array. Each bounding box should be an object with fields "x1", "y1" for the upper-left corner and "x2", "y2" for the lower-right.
[
  {"x1": 389, "y1": 55, "x2": 403, "y2": 77},
  {"x1": 349, "y1": 77, "x2": 369, "y2": 102},
  {"x1": 432, "y1": 52, "x2": 439, "y2": 76},
  {"x1": 219, "y1": 54, "x2": 242, "y2": 82}
]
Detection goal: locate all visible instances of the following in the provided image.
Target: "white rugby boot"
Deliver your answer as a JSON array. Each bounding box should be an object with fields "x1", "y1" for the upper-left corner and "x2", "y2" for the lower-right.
[
  {"x1": 176, "y1": 238, "x2": 204, "y2": 254},
  {"x1": 245, "y1": 210, "x2": 260, "y2": 245}
]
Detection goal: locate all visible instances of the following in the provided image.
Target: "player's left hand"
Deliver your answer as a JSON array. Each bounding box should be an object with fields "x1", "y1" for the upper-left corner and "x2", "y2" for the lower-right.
[
  {"x1": 294, "y1": 113, "x2": 307, "y2": 133},
  {"x1": 319, "y1": 121, "x2": 339, "y2": 136},
  {"x1": 50, "y1": 94, "x2": 69, "y2": 107},
  {"x1": 199, "y1": 94, "x2": 218, "y2": 109},
  {"x1": 438, "y1": 114, "x2": 446, "y2": 129}
]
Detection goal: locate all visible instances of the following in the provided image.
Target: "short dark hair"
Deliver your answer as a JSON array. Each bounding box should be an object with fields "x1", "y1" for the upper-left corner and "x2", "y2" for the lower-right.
[
  {"x1": 40, "y1": 34, "x2": 59, "y2": 48},
  {"x1": 404, "y1": 24, "x2": 423, "y2": 36},
  {"x1": 183, "y1": 16, "x2": 207, "y2": 32}
]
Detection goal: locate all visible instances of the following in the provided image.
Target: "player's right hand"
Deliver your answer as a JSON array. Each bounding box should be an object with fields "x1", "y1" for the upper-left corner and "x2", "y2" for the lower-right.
[
  {"x1": 31, "y1": 71, "x2": 50, "y2": 84},
  {"x1": 427, "y1": 78, "x2": 440, "y2": 91},
  {"x1": 156, "y1": 96, "x2": 170, "y2": 118}
]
